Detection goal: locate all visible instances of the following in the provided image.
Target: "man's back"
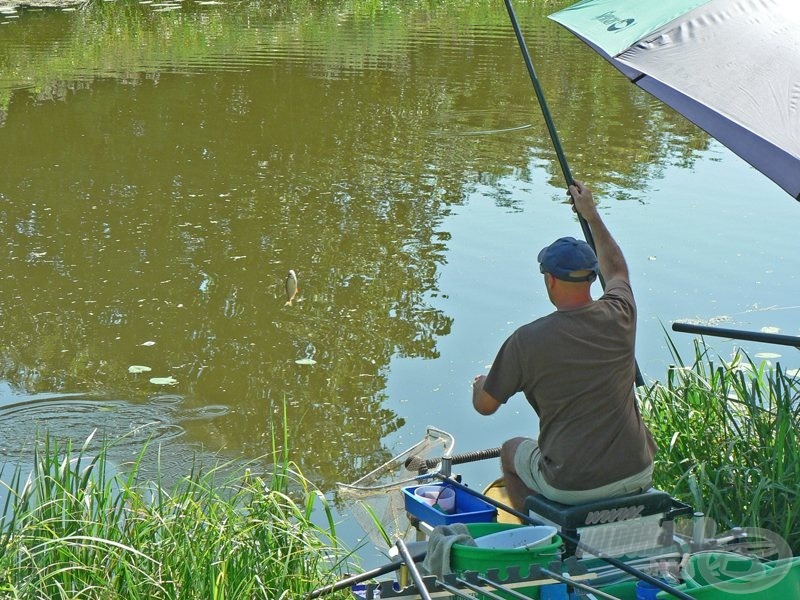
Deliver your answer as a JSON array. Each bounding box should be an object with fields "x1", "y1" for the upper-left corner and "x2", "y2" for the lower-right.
[
  {"x1": 503, "y1": 278, "x2": 655, "y2": 490},
  {"x1": 472, "y1": 181, "x2": 657, "y2": 509}
]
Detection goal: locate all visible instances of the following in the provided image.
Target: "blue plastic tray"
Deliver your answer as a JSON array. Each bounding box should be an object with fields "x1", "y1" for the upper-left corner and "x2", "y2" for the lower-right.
[{"x1": 402, "y1": 483, "x2": 497, "y2": 526}]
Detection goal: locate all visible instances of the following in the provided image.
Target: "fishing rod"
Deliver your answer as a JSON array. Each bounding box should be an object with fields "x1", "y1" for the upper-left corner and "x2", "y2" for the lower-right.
[
  {"x1": 395, "y1": 539, "x2": 433, "y2": 600},
  {"x1": 306, "y1": 548, "x2": 426, "y2": 599},
  {"x1": 503, "y1": 0, "x2": 588, "y2": 243},
  {"x1": 433, "y1": 473, "x2": 694, "y2": 600},
  {"x1": 503, "y1": 0, "x2": 645, "y2": 388},
  {"x1": 672, "y1": 322, "x2": 800, "y2": 349}
]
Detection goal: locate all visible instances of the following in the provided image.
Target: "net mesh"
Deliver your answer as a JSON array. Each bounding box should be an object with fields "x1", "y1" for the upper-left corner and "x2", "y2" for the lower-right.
[{"x1": 337, "y1": 426, "x2": 455, "y2": 548}]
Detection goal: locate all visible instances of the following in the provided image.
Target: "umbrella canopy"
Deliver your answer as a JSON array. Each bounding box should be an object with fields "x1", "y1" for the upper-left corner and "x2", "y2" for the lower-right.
[{"x1": 549, "y1": 0, "x2": 800, "y2": 200}]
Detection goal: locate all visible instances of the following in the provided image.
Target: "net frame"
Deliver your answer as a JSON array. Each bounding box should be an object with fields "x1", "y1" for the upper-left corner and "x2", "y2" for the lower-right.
[{"x1": 337, "y1": 426, "x2": 455, "y2": 549}]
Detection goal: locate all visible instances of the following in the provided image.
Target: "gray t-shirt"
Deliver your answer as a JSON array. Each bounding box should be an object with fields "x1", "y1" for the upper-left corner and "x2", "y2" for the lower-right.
[{"x1": 483, "y1": 278, "x2": 657, "y2": 491}]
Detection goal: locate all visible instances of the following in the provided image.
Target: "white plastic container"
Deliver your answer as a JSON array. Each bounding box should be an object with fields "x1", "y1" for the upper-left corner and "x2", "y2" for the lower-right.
[
  {"x1": 473, "y1": 525, "x2": 557, "y2": 549},
  {"x1": 413, "y1": 485, "x2": 456, "y2": 513}
]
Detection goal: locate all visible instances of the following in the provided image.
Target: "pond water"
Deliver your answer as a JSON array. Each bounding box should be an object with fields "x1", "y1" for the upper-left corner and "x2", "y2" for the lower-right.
[{"x1": 1, "y1": 0, "x2": 798, "y2": 564}]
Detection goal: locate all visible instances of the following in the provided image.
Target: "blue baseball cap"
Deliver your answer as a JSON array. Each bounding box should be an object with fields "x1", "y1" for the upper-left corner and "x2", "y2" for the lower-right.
[{"x1": 537, "y1": 237, "x2": 599, "y2": 282}]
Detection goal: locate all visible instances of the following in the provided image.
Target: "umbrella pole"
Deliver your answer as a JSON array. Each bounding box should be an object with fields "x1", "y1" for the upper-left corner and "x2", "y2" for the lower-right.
[{"x1": 503, "y1": 0, "x2": 645, "y2": 388}]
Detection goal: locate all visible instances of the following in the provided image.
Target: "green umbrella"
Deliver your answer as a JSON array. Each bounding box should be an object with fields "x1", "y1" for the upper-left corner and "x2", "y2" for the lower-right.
[{"x1": 550, "y1": 0, "x2": 800, "y2": 201}]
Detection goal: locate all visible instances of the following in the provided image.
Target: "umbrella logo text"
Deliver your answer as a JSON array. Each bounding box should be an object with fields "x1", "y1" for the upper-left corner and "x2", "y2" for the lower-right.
[{"x1": 594, "y1": 11, "x2": 635, "y2": 32}]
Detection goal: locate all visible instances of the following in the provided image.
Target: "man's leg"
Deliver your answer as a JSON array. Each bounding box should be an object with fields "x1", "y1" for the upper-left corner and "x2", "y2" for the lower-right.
[{"x1": 500, "y1": 437, "x2": 539, "y2": 512}]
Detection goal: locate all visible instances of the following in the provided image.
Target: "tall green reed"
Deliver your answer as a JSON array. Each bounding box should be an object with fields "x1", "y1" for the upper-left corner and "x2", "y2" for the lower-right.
[
  {"x1": 641, "y1": 337, "x2": 800, "y2": 554},
  {"x1": 0, "y1": 430, "x2": 353, "y2": 599}
]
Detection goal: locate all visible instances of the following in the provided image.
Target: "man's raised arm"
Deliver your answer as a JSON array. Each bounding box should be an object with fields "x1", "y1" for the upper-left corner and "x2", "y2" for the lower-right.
[{"x1": 569, "y1": 180, "x2": 629, "y2": 283}]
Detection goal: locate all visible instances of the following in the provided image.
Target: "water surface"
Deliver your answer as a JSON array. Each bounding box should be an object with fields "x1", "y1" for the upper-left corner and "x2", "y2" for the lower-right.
[{"x1": 1, "y1": 0, "x2": 798, "y2": 558}]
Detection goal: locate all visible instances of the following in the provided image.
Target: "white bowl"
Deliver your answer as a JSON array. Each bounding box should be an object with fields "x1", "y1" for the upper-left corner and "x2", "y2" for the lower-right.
[{"x1": 474, "y1": 525, "x2": 557, "y2": 549}]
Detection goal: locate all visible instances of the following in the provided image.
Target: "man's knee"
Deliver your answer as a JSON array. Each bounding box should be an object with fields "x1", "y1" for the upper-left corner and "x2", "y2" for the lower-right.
[{"x1": 500, "y1": 437, "x2": 529, "y2": 473}]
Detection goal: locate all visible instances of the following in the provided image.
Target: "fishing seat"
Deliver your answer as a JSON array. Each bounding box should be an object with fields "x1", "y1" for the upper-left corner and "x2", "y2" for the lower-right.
[{"x1": 525, "y1": 489, "x2": 688, "y2": 557}]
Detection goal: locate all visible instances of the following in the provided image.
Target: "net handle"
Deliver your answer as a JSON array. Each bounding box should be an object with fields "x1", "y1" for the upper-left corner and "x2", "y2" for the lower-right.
[{"x1": 406, "y1": 446, "x2": 502, "y2": 471}]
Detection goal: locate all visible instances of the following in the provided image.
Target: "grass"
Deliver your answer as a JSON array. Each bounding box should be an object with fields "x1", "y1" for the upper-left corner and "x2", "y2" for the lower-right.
[
  {"x1": 640, "y1": 337, "x2": 800, "y2": 554},
  {"x1": 0, "y1": 430, "x2": 354, "y2": 599}
]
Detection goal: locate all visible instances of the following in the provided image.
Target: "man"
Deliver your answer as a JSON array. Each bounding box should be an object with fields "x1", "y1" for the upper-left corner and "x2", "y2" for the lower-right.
[{"x1": 472, "y1": 180, "x2": 656, "y2": 510}]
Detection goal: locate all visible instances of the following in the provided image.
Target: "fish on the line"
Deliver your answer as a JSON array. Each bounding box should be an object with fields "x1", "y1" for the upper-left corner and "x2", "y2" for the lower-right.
[{"x1": 285, "y1": 269, "x2": 298, "y2": 306}]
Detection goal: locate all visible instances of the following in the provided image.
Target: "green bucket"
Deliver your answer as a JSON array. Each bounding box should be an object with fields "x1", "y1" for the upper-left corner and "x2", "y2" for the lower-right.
[{"x1": 450, "y1": 522, "x2": 562, "y2": 579}]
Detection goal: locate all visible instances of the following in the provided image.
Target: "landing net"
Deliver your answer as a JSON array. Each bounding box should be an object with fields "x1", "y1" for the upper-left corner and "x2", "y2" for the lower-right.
[{"x1": 336, "y1": 426, "x2": 455, "y2": 549}]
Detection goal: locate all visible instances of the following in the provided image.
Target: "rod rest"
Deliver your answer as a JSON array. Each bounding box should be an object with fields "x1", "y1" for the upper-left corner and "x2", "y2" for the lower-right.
[{"x1": 525, "y1": 488, "x2": 674, "y2": 530}]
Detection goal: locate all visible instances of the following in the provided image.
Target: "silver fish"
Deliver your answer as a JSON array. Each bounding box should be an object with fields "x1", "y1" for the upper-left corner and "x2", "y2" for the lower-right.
[{"x1": 285, "y1": 270, "x2": 298, "y2": 306}]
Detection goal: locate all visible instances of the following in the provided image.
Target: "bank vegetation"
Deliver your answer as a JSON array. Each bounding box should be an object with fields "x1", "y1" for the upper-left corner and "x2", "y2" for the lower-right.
[
  {"x1": 0, "y1": 431, "x2": 353, "y2": 598},
  {"x1": 642, "y1": 339, "x2": 800, "y2": 555}
]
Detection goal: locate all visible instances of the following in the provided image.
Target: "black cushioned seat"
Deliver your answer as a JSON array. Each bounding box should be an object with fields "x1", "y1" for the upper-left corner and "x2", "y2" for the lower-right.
[{"x1": 524, "y1": 488, "x2": 673, "y2": 530}]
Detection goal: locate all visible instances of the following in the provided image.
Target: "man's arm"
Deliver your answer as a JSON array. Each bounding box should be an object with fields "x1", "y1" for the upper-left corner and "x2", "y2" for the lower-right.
[
  {"x1": 472, "y1": 375, "x2": 502, "y2": 415},
  {"x1": 569, "y1": 180, "x2": 629, "y2": 283}
]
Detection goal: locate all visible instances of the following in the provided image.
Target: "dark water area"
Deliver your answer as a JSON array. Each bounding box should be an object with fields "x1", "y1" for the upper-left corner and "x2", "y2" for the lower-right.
[{"x1": 1, "y1": 0, "x2": 798, "y2": 559}]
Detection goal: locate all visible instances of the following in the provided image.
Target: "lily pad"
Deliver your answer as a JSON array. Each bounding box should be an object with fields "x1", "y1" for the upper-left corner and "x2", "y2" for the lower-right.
[
  {"x1": 294, "y1": 358, "x2": 317, "y2": 366},
  {"x1": 128, "y1": 365, "x2": 152, "y2": 374},
  {"x1": 150, "y1": 376, "x2": 179, "y2": 386}
]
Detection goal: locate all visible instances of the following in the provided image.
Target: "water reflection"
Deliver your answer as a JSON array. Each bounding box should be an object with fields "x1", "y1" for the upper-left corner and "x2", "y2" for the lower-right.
[{"x1": 0, "y1": 0, "x2": 717, "y2": 492}]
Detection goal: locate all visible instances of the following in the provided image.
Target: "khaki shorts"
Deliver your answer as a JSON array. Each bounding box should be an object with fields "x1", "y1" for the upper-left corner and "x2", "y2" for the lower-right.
[{"x1": 513, "y1": 438, "x2": 653, "y2": 505}]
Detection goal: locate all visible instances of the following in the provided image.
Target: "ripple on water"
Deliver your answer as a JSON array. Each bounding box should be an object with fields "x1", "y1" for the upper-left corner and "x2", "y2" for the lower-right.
[
  {"x1": 0, "y1": 393, "x2": 240, "y2": 518},
  {"x1": 0, "y1": 394, "x2": 229, "y2": 460}
]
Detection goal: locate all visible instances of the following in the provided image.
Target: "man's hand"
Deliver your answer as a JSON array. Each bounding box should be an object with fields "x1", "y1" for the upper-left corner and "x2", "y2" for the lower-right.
[
  {"x1": 568, "y1": 180, "x2": 599, "y2": 223},
  {"x1": 473, "y1": 375, "x2": 501, "y2": 415},
  {"x1": 567, "y1": 179, "x2": 629, "y2": 283}
]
